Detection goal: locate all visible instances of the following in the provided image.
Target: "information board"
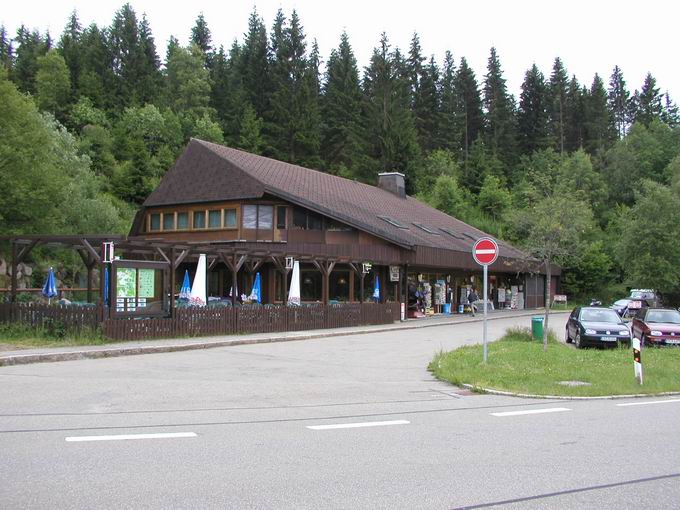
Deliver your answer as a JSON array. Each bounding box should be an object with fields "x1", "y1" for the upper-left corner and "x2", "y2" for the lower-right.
[
  {"x1": 138, "y1": 269, "x2": 156, "y2": 298},
  {"x1": 117, "y1": 268, "x2": 136, "y2": 298}
]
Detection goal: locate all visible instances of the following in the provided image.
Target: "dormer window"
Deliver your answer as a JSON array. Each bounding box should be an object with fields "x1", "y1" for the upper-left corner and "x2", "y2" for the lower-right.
[{"x1": 378, "y1": 216, "x2": 408, "y2": 229}]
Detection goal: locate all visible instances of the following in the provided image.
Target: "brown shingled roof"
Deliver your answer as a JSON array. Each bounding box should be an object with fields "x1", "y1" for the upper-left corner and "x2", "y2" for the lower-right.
[{"x1": 144, "y1": 139, "x2": 528, "y2": 260}]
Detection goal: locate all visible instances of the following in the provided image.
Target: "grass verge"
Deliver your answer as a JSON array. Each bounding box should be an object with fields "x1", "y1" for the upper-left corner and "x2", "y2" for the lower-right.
[
  {"x1": 429, "y1": 327, "x2": 680, "y2": 397},
  {"x1": 0, "y1": 324, "x2": 108, "y2": 350}
]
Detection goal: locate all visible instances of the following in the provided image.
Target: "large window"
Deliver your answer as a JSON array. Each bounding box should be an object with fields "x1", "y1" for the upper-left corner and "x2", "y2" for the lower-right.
[
  {"x1": 163, "y1": 213, "x2": 175, "y2": 231},
  {"x1": 150, "y1": 214, "x2": 161, "y2": 231},
  {"x1": 243, "y1": 205, "x2": 274, "y2": 230},
  {"x1": 208, "y1": 209, "x2": 222, "y2": 228},
  {"x1": 193, "y1": 211, "x2": 206, "y2": 229},
  {"x1": 225, "y1": 209, "x2": 237, "y2": 228},
  {"x1": 277, "y1": 206, "x2": 287, "y2": 229},
  {"x1": 177, "y1": 212, "x2": 189, "y2": 230},
  {"x1": 293, "y1": 207, "x2": 323, "y2": 230}
]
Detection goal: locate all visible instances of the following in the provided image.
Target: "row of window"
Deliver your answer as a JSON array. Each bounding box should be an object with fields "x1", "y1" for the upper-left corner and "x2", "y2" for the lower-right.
[
  {"x1": 150, "y1": 208, "x2": 238, "y2": 232},
  {"x1": 149, "y1": 204, "x2": 359, "y2": 233}
]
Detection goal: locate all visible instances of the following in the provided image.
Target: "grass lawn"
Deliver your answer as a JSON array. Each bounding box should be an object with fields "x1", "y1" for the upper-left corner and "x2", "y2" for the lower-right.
[
  {"x1": 429, "y1": 327, "x2": 680, "y2": 397},
  {"x1": 0, "y1": 324, "x2": 109, "y2": 350}
]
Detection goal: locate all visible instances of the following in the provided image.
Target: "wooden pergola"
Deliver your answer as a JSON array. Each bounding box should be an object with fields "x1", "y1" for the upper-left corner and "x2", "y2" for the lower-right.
[{"x1": 1, "y1": 235, "x2": 406, "y2": 318}]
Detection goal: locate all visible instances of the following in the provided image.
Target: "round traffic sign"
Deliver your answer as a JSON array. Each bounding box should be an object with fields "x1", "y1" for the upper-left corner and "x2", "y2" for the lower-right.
[{"x1": 472, "y1": 237, "x2": 499, "y2": 266}]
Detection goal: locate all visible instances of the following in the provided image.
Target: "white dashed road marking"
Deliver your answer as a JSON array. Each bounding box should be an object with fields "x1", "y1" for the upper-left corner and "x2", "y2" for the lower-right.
[
  {"x1": 65, "y1": 432, "x2": 197, "y2": 442},
  {"x1": 616, "y1": 399, "x2": 680, "y2": 407},
  {"x1": 307, "y1": 420, "x2": 410, "y2": 430},
  {"x1": 491, "y1": 407, "x2": 571, "y2": 417}
]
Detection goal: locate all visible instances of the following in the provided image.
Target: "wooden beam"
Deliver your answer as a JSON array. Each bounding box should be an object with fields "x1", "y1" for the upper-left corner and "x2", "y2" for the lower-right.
[
  {"x1": 16, "y1": 239, "x2": 40, "y2": 263},
  {"x1": 81, "y1": 239, "x2": 101, "y2": 264},
  {"x1": 174, "y1": 249, "x2": 189, "y2": 267},
  {"x1": 10, "y1": 241, "x2": 17, "y2": 304},
  {"x1": 155, "y1": 247, "x2": 171, "y2": 264}
]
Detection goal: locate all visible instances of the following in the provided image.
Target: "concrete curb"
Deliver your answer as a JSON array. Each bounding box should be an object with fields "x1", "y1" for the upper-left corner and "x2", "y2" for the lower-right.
[
  {"x1": 461, "y1": 383, "x2": 680, "y2": 400},
  {"x1": 0, "y1": 310, "x2": 557, "y2": 367}
]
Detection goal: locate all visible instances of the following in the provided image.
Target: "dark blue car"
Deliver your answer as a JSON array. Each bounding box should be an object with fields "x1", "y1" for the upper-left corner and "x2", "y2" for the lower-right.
[{"x1": 566, "y1": 307, "x2": 631, "y2": 348}]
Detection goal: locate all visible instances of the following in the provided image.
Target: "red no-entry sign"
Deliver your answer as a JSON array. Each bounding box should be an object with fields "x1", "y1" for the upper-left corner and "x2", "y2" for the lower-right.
[{"x1": 472, "y1": 237, "x2": 499, "y2": 266}]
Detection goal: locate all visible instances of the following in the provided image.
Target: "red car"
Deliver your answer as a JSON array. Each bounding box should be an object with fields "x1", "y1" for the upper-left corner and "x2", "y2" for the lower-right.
[{"x1": 631, "y1": 308, "x2": 680, "y2": 347}]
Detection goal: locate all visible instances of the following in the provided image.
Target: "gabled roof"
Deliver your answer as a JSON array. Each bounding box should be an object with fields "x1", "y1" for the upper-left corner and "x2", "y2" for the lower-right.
[{"x1": 144, "y1": 139, "x2": 527, "y2": 259}]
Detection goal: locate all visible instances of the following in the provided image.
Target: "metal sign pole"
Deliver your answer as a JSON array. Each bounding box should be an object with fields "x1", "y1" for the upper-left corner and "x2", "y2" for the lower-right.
[{"x1": 483, "y1": 263, "x2": 488, "y2": 363}]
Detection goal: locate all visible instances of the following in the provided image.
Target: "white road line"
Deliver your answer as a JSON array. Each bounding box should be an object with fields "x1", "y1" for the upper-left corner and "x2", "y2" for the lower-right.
[
  {"x1": 491, "y1": 407, "x2": 571, "y2": 417},
  {"x1": 65, "y1": 432, "x2": 197, "y2": 442},
  {"x1": 616, "y1": 399, "x2": 680, "y2": 407},
  {"x1": 307, "y1": 420, "x2": 410, "y2": 430}
]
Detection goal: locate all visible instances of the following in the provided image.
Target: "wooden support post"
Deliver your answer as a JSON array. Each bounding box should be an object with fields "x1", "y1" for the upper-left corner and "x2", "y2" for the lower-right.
[
  {"x1": 270, "y1": 256, "x2": 291, "y2": 306},
  {"x1": 359, "y1": 273, "x2": 365, "y2": 303},
  {"x1": 220, "y1": 252, "x2": 247, "y2": 305},
  {"x1": 170, "y1": 247, "x2": 176, "y2": 319},
  {"x1": 312, "y1": 260, "x2": 335, "y2": 305},
  {"x1": 10, "y1": 240, "x2": 18, "y2": 304}
]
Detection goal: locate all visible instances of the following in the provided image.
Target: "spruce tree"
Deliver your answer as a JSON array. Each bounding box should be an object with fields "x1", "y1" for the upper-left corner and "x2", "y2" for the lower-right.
[
  {"x1": 406, "y1": 33, "x2": 424, "y2": 107},
  {"x1": 632, "y1": 72, "x2": 664, "y2": 126},
  {"x1": 78, "y1": 24, "x2": 113, "y2": 109},
  {"x1": 608, "y1": 65, "x2": 630, "y2": 138},
  {"x1": 210, "y1": 44, "x2": 243, "y2": 142},
  {"x1": 583, "y1": 73, "x2": 614, "y2": 155},
  {"x1": 108, "y1": 3, "x2": 146, "y2": 108},
  {"x1": 137, "y1": 15, "x2": 162, "y2": 105},
  {"x1": 320, "y1": 31, "x2": 363, "y2": 173},
  {"x1": 0, "y1": 26, "x2": 13, "y2": 76},
  {"x1": 564, "y1": 75, "x2": 585, "y2": 152},
  {"x1": 238, "y1": 8, "x2": 270, "y2": 119},
  {"x1": 13, "y1": 26, "x2": 49, "y2": 94},
  {"x1": 661, "y1": 92, "x2": 679, "y2": 127},
  {"x1": 266, "y1": 10, "x2": 320, "y2": 166},
  {"x1": 438, "y1": 51, "x2": 457, "y2": 152},
  {"x1": 361, "y1": 33, "x2": 420, "y2": 189},
  {"x1": 518, "y1": 64, "x2": 550, "y2": 154},
  {"x1": 453, "y1": 57, "x2": 484, "y2": 167},
  {"x1": 547, "y1": 57, "x2": 568, "y2": 154},
  {"x1": 413, "y1": 55, "x2": 440, "y2": 153},
  {"x1": 57, "y1": 11, "x2": 82, "y2": 101},
  {"x1": 483, "y1": 47, "x2": 517, "y2": 172},
  {"x1": 191, "y1": 13, "x2": 213, "y2": 69}
]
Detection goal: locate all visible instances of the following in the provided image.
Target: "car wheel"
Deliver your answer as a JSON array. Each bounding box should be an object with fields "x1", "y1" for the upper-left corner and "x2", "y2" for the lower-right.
[
  {"x1": 565, "y1": 327, "x2": 572, "y2": 343},
  {"x1": 575, "y1": 332, "x2": 583, "y2": 349}
]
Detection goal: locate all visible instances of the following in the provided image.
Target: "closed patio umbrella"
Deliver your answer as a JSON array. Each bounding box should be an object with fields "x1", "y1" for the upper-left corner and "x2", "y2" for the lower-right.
[
  {"x1": 189, "y1": 254, "x2": 207, "y2": 306},
  {"x1": 42, "y1": 267, "x2": 58, "y2": 304},
  {"x1": 249, "y1": 272, "x2": 262, "y2": 303},
  {"x1": 287, "y1": 261, "x2": 300, "y2": 306},
  {"x1": 179, "y1": 270, "x2": 191, "y2": 300},
  {"x1": 372, "y1": 274, "x2": 380, "y2": 302}
]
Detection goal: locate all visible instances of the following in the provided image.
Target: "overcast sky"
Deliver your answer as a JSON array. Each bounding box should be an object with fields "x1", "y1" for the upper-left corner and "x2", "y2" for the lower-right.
[{"x1": 3, "y1": 0, "x2": 678, "y2": 100}]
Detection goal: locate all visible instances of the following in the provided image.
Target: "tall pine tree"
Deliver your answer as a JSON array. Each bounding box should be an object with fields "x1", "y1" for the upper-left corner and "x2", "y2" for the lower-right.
[
  {"x1": 453, "y1": 57, "x2": 484, "y2": 167},
  {"x1": 518, "y1": 64, "x2": 550, "y2": 154},
  {"x1": 608, "y1": 65, "x2": 629, "y2": 138},
  {"x1": 483, "y1": 47, "x2": 516, "y2": 172},
  {"x1": 583, "y1": 73, "x2": 614, "y2": 155},
  {"x1": 547, "y1": 57, "x2": 568, "y2": 154},
  {"x1": 321, "y1": 32, "x2": 363, "y2": 173}
]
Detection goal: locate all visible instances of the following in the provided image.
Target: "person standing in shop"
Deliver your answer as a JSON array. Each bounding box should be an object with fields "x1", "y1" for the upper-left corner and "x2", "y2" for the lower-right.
[{"x1": 467, "y1": 288, "x2": 479, "y2": 316}]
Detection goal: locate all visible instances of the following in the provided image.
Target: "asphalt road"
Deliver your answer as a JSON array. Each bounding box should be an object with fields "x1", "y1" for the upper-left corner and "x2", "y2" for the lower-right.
[{"x1": 1, "y1": 313, "x2": 679, "y2": 509}]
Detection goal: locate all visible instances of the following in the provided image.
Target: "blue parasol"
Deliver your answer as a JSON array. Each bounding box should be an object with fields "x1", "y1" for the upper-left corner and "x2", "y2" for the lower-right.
[
  {"x1": 179, "y1": 270, "x2": 191, "y2": 300},
  {"x1": 42, "y1": 267, "x2": 58, "y2": 303},
  {"x1": 104, "y1": 266, "x2": 109, "y2": 306},
  {"x1": 372, "y1": 274, "x2": 380, "y2": 302},
  {"x1": 249, "y1": 272, "x2": 262, "y2": 303}
]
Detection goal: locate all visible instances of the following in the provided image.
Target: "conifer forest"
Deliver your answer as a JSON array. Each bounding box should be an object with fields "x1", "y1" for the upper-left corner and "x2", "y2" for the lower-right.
[{"x1": 2, "y1": 4, "x2": 680, "y2": 301}]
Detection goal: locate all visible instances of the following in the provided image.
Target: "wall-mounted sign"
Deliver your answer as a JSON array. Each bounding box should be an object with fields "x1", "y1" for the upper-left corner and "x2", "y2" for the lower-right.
[
  {"x1": 285, "y1": 256, "x2": 294, "y2": 269},
  {"x1": 137, "y1": 269, "x2": 156, "y2": 298},
  {"x1": 389, "y1": 266, "x2": 400, "y2": 282},
  {"x1": 116, "y1": 268, "x2": 136, "y2": 298},
  {"x1": 362, "y1": 262, "x2": 372, "y2": 274}
]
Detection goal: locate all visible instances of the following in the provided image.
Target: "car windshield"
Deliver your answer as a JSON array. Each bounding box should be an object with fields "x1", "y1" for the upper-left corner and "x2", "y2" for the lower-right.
[
  {"x1": 613, "y1": 299, "x2": 629, "y2": 306},
  {"x1": 630, "y1": 291, "x2": 650, "y2": 299},
  {"x1": 580, "y1": 309, "x2": 621, "y2": 323},
  {"x1": 645, "y1": 310, "x2": 680, "y2": 324}
]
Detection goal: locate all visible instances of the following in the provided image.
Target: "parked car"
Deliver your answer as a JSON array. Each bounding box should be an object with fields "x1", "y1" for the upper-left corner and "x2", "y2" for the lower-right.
[
  {"x1": 628, "y1": 289, "x2": 661, "y2": 307},
  {"x1": 611, "y1": 298, "x2": 650, "y2": 319},
  {"x1": 631, "y1": 308, "x2": 680, "y2": 347},
  {"x1": 565, "y1": 306, "x2": 631, "y2": 348}
]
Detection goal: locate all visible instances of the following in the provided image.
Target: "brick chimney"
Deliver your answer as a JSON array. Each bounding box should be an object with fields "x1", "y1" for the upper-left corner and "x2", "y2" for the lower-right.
[{"x1": 378, "y1": 172, "x2": 406, "y2": 198}]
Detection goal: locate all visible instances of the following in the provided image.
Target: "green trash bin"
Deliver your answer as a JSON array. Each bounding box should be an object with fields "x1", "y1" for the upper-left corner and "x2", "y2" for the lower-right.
[{"x1": 532, "y1": 316, "x2": 544, "y2": 341}]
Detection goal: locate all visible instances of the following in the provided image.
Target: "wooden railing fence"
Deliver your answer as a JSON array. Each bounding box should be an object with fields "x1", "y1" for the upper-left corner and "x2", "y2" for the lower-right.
[{"x1": 0, "y1": 301, "x2": 399, "y2": 341}]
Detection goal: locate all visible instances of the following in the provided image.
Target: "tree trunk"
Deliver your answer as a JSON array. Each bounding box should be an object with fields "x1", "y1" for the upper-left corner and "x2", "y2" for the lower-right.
[{"x1": 543, "y1": 259, "x2": 551, "y2": 351}]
